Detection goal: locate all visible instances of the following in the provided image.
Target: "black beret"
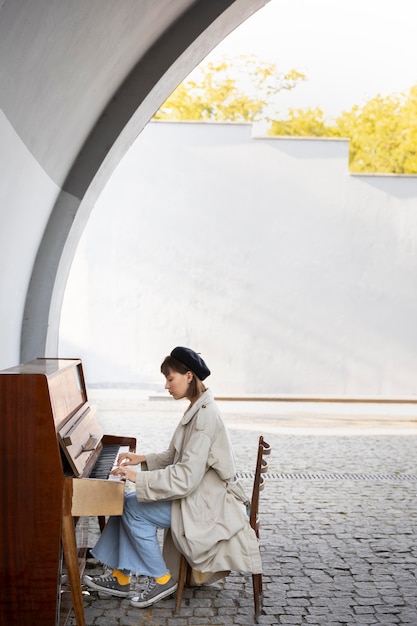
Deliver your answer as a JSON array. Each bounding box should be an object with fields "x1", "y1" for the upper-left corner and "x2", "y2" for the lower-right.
[{"x1": 170, "y1": 346, "x2": 211, "y2": 381}]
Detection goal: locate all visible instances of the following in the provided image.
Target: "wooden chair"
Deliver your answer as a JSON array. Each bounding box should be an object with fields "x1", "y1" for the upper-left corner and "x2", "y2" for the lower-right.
[
  {"x1": 175, "y1": 435, "x2": 271, "y2": 617},
  {"x1": 250, "y1": 435, "x2": 271, "y2": 616}
]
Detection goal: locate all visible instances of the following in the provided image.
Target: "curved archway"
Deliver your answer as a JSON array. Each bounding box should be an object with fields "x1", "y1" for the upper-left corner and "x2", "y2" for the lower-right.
[{"x1": 20, "y1": 0, "x2": 268, "y2": 362}]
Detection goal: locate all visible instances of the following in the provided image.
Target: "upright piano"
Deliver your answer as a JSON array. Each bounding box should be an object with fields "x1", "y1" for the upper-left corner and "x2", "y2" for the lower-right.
[{"x1": 0, "y1": 358, "x2": 136, "y2": 626}]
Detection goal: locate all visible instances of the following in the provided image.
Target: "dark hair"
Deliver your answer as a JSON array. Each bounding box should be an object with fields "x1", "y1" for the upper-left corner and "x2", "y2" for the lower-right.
[{"x1": 161, "y1": 355, "x2": 206, "y2": 401}]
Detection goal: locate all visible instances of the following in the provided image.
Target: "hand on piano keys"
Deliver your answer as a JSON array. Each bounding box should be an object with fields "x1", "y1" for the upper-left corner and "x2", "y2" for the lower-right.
[
  {"x1": 110, "y1": 448, "x2": 144, "y2": 483},
  {"x1": 108, "y1": 446, "x2": 133, "y2": 482},
  {"x1": 116, "y1": 450, "x2": 146, "y2": 467}
]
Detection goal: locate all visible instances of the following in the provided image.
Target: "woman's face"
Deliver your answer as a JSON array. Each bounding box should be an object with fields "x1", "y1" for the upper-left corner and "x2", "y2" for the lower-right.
[{"x1": 164, "y1": 368, "x2": 192, "y2": 400}]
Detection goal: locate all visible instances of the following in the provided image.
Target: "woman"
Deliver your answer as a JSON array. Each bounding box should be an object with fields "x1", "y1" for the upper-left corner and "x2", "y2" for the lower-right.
[{"x1": 84, "y1": 346, "x2": 262, "y2": 608}]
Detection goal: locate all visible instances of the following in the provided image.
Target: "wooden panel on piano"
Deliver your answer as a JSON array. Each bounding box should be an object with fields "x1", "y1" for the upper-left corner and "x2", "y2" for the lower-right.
[
  {"x1": 64, "y1": 477, "x2": 125, "y2": 517},
  {"x1": 1, "y1": 358, "x2": 88, "y2": 428},
  {"x1": 58, "y1": 404, "x2": 104, "y2": 477}
]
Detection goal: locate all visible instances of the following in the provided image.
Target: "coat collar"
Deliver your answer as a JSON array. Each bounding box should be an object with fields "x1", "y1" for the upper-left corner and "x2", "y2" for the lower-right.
[{"x1": 181, "y1": 388, "x2": 213, "y2": 425}]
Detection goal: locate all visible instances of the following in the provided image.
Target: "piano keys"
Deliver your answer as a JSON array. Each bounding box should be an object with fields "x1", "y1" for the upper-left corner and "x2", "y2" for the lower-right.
[
  {"x1": 0, "y1": 358, "x2": 136, "y2": 626},
  {"x1": 90, "y1": 444, "x2": 130, "y2": 479}
]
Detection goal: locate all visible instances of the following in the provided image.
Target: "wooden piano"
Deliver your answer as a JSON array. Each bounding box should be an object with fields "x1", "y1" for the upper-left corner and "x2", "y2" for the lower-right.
[{"x1": 0, "y1": 358, "x2": 136, "y2": 626}]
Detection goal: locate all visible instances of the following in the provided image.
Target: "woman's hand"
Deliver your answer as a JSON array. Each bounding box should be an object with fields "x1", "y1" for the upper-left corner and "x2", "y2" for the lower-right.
[
  {"x1": 117, "y1": 451, "x2": 145, "y2": 466},
  {"x1": 110, "y1": 464, "x2": 136, "y2": 482},
  {"x1": 109, "y1": 451, "x2": 146, "y2": 482}
]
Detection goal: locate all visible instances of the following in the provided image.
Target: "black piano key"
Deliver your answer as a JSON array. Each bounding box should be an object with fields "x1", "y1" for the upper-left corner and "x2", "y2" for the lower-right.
[{"x1": 89, "y1": 445, "x2": 120, "y2": 479}]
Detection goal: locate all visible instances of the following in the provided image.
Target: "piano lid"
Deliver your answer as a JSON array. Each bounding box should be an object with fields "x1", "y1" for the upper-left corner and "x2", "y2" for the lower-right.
[
  {"x1": 0, "y1": 358, "x2": 88, "y2": 428},
  {"x1": 58, "y1": 405, "x2": 103, "y2": 477}
]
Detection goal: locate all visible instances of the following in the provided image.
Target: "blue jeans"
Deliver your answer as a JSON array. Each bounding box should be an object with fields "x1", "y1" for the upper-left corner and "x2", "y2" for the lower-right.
[{"x1": 91, "y1": 492, "x2": 172, "y2": 578}]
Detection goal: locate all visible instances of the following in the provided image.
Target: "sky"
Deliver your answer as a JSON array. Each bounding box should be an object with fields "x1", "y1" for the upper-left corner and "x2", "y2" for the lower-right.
[{"x1": 199, "y1": 0, "x2": 417, "y2": 119}]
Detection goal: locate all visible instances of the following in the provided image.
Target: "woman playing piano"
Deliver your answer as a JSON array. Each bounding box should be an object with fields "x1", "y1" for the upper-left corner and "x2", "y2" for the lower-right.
[{"x1": 83, "y1": 346, "x2": 261, "y2": 608}]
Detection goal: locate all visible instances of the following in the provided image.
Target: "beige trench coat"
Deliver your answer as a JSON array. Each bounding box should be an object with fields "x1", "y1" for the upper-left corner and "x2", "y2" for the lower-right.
[{"x1": 135, "y1": 389, "x2": 262, "y2": 581}]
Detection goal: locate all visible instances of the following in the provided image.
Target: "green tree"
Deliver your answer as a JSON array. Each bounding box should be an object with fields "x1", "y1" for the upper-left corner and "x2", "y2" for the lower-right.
[
  {"x1": 331, "y1": 88, "x2": 417, "y2": 173},
  {"x1": 269, "y1": 107, "x2": 330, "y2": 137},
  {"x1": 268, "y1": 85, "x2": 417, "y2": 174},
  {"x1": 154, "y1": 55, "x2": 305, "y2": 123}
]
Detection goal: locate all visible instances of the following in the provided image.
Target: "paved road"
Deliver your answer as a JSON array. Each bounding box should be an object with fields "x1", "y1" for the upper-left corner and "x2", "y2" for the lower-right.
[{"x1": 67, "y1": 390, "x2": 417, "y2": 625}]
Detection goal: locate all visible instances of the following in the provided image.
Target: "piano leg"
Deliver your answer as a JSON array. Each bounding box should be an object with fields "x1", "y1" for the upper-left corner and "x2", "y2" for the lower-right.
[
  {"x1": 61, "y1": 513, "x2": 86, "y2": 626},
  {"x1": 61, "y1": 472, "x2": 85, "y2": 626}
]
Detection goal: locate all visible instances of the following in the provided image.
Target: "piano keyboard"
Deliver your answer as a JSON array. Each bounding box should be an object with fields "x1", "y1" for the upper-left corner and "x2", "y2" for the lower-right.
[{"x1": 89, "y1": 445, "x2": 130, "y2": 480}]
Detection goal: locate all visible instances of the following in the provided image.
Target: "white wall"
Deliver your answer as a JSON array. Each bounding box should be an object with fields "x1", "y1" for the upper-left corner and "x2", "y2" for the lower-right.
[
  {"x1": 59, "y1": 121, "x2": 417, "y2": 396},
  {"x1": 0, "y1": 111, "x2": 60, "y2": 367}
]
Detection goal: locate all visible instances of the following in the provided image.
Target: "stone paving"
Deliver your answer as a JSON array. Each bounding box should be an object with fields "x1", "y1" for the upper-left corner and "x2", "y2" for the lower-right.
[{"x1": 67, "y1": 391, "x2": 417, "y2": 625}]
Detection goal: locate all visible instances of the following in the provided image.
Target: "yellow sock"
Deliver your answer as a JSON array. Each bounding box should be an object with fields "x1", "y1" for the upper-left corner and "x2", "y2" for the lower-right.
[
  {"x1": 112, "y1": 569, "x2": 131, "y2": 585},
  {"x1": 155, "y1": 573, "x2": 171, "y2": 585}
]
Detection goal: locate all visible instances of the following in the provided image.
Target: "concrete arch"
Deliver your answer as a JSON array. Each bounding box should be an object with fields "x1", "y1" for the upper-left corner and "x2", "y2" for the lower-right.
[{"x1": 0, "y1": 0, "x2": 268, "y2": 366}]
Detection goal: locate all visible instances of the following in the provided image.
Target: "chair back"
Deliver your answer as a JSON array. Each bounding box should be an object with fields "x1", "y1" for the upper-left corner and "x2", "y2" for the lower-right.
[{"x1": 249, "y1": 436, "x2": 271, "y2": 538}]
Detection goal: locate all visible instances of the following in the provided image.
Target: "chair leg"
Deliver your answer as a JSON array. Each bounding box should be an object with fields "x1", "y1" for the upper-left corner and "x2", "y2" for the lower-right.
[
  {"x1": 185, "y1": 561, "x2": 192, "y2": 587},
  {"x1": 175, "y1": 554, "x2": 188, "y2": 612},
  {"x1": 252, "y1": 572, "x2": 263, "y2": 617}
]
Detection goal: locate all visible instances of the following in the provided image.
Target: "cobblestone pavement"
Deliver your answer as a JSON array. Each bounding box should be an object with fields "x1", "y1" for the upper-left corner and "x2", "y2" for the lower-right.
[{"x1": 67, "y1": 391, "x2": 417, "y2": 626}]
